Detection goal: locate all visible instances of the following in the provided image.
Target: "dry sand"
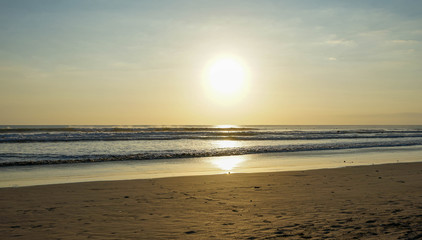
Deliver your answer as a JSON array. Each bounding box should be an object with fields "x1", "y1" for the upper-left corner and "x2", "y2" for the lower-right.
[{"x1": 1, "y1": 162, "x2": 422, "y2": 239}]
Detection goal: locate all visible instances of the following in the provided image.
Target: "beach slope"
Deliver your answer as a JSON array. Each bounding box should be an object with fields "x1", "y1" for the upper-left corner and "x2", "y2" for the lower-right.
[{"x1": 1, "y1": 162, "x2": 422, "y2": 239}]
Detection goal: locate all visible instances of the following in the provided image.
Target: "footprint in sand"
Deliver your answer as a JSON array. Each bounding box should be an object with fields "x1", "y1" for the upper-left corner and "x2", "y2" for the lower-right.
[{"x1": 222, "y1": 223, "x2": 234, "y2": 226}]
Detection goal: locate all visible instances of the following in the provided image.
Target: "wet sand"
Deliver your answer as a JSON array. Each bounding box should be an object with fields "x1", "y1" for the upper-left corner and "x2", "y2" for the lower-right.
[{"x1": 1, "y1": 162, "x2": 422, "y2": 239}]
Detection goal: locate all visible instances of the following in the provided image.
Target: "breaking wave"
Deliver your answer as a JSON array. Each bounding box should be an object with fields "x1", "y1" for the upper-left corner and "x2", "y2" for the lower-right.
[
  {"x1": 1, "y1": 126, "x2": 422, "y2": 143},
  {"x1": 1, "y1": 139, "x2": 422, "y2": 167}
]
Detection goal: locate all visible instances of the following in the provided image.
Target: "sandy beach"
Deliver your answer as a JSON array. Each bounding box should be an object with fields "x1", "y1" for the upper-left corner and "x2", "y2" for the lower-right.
[{"x1": 1, "y1": 162, "x2": 422, "y2": 239}]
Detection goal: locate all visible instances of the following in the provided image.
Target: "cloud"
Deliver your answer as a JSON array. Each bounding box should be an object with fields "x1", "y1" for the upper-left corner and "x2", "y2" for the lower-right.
[
  {"x1": 323, "y1": 39, "x2": 355, "y2": 46},
  {"x1": 328, "y1": 57, "x2": 337, "y2": 61},
  {"x1": 389, "y1": 40, "x2": 420, "y2": 44},
  {"x1": 358, "y1": 30, "x2": 390, "y2": 37}
]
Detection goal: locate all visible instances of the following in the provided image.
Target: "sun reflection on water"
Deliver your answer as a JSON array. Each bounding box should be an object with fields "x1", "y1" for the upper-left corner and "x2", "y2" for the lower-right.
[
  {"x1": 215, "y1": 124, "x2": 238, "y2": 129},
  {"x1": 210, "y1": 155, "x2": 247, "y2": 172},
  {"x1": 212, "y1": 140, "x2": 242, "y2": 149},
  {"x1": 209, "y1": 140, "x2": 246, "y2": 173}
]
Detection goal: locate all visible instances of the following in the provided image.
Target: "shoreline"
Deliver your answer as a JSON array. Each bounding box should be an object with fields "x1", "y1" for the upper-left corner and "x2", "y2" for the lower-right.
[
  {"x1": 1, "y1": 146, "x2": 422, "y2": 188},
  {"x1": 1, "y1": 161, "x2": 421, "y2": 239},
  {"x1": 1, "y1": 160, "x2": 420, "y2": 188}
]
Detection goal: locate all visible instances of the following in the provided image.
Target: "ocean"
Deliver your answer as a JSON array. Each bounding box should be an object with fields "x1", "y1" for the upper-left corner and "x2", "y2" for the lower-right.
[{"x1": 1, "y1": 125, "x2": 422, "y2": 187}]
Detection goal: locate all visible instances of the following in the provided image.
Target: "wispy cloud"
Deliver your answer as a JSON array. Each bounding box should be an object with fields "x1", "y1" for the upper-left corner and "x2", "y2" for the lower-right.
[
  {"x1": 320, "y1": 35, "x2": 356, "y2": 46},
  {"x1": 358, "y1": 30, "x2": 390, "y2": 38},
  {"x1": 389, "y1": 39, "x2": 420, "y2": 44},
  {"x1": 324, "y1": 39, "x2": 355, "y2": 46}
]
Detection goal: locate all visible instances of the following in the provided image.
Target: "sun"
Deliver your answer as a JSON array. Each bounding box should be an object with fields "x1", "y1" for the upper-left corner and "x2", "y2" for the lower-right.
[
  {"x1": 203, "y1": 56, "x2": 249, "y2": 101},
  {"x1": 201, "y1": 56, "x2": 250, "y2": 105},
  {"x1": 207, "y1": 58, "x2": 245, "y2": 95}
]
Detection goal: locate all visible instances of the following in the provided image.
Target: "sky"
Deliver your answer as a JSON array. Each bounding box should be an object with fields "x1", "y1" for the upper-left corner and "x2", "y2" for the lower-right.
[{"x1": 1, "y1": 0, "x2": 421, "y2": 125}]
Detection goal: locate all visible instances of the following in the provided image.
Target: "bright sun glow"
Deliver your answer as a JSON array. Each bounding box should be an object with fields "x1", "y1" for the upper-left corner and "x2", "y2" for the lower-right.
[
  {"x1": 203, "y1": 57, "x2": 249, "y2": 104},
  {"x1": 208, "y1": 58, "x2": 245, "y2": 95}
]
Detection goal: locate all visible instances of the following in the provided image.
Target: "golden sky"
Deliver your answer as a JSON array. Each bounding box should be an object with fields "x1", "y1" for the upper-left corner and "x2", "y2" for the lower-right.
[{"x1": 1, "y1": 1, "x2": 421, "y2": 125}]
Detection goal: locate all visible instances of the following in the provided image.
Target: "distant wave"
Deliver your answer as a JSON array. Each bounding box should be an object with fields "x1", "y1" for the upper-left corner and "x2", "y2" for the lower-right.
[
  {"x1": 1, "y1": 126, "x2": 422, "y2": 143},
  {"x1": 1, "y1": 140, "x2": 421, "y2": 167},
  {"x1": 0, "y1": 126, "x2": 256, "y2": 133}
]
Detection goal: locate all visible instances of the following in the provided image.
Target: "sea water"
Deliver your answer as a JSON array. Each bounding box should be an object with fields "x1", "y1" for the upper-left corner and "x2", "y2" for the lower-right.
[{"x1": 1, "y1": 125, "x2": 422, "y2": 187}]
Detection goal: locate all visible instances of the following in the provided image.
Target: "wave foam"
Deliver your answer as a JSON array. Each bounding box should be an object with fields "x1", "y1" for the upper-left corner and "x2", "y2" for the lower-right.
[{"x1": 1, "y1": 140, "x2": 421, "y2": 167}]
